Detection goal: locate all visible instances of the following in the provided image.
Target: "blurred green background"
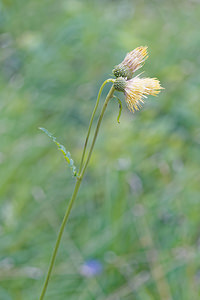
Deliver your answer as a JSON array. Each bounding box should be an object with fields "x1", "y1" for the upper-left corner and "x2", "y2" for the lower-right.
[{"x1": 1, "y1": 0, "x2": 200, "y2": 299}]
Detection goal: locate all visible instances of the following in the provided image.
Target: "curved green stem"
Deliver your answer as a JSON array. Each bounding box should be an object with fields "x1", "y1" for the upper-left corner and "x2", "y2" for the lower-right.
[
  {"x1": 39, "y1": 84, "x2": 115, "y2": 300},
  {"x1": 78, "y1": 78, "x2": 114, "y2": 173},
  {"x1": 113, "y1": 95, "x2": 122, "y2": 123}
]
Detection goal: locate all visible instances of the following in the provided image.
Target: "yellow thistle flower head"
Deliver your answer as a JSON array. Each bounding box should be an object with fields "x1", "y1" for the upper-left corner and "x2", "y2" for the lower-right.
[
  {"x1": 113, "y1": 46, "x2": 148, "y2": 80},
  {"x1": 114, "y1": 76, "x2": 163, "y2": 112}
]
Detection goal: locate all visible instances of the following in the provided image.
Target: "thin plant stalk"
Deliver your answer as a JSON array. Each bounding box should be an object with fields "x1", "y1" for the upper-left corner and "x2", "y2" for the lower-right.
[
  {"x1": 79, "y1": 78, "x2": 114, "y2": 173},
  {"x1": 39, "y1": 84, "x2": 115, "y2": 300}
]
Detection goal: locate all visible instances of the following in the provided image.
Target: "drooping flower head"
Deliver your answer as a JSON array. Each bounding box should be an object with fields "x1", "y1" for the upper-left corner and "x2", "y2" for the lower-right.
[
  {"x1": 113, "y1": 46, "x2": 163, "y2": 112},
  {"x1": 114, "y1": 76, "x2": 163, "y2": 112},
  {"x1": 113, "y1": 46, "x2": 148, "y2": 80}
]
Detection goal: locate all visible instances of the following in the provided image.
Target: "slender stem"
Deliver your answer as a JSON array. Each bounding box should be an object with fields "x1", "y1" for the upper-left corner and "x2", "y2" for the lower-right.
[
  {"x1": 80, "y1": 85, "x2": 115, "y2": 178},
  {"x1": 79, "y1": 78, "x2": 114, "y2": 174},
  {"x1": 39, "y1": 178, "x2": 82, "y2": 300},
  {"x1": 39, "y1": 84, "x2": 115, "y2": 300}
]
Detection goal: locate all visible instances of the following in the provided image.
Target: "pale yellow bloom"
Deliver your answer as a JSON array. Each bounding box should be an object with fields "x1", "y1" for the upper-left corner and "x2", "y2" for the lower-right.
[
  {"x1": 122, "y1": 46, "x2": 148, "y2": 74},
  {"x1": 124, "y1": 76, "x2": 162, "y2": 112},
  {"x1": 113, "y1": 46, "x2": 163, "y2": 113},
  {"x1": 113, "y1": 46, "x2": 148, "y2": 79}
]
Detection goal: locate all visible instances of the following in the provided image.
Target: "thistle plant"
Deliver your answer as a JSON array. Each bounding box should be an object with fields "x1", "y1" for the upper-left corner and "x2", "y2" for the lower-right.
[{"x1": 39, "y1": 46, "x2": 163, "y2": 299}]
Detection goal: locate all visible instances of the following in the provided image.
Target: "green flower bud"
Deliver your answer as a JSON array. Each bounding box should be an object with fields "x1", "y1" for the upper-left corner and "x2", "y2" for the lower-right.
[
  {"x1": 114, "y1": 77, "x2": 127, "y2": 92},
  {"x1": 112, "y1": 64, "x2": 133, "y2": 80}
]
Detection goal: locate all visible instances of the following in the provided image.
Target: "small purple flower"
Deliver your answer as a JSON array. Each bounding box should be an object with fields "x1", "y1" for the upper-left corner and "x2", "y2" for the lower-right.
[{"x1": 80, "y1": 259, "x2": 102, "y2": 277}]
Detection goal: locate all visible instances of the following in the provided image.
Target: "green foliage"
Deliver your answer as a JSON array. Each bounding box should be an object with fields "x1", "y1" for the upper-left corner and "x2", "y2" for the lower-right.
[
  {"x1": 39, "y1": 127, "x2": 77, "y2": 177},
  {"x1": 1, "y1": 0, "x2": 200, "y2": 299}
]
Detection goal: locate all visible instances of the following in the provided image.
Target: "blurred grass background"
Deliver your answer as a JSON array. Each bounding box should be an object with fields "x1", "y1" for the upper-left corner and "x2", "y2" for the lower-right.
[{"x1": 1, "y1": 0, "x2": 200, "y2": 299}]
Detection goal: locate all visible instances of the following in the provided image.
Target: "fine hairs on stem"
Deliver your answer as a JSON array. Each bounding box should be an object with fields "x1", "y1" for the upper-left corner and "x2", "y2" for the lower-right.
[{"x1": 39, "y1": 46, "x2": 163, "y2": 299}]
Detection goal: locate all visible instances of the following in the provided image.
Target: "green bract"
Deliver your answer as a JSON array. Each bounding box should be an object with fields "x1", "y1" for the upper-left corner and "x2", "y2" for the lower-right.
[{"x1": 112, "y1": 63, "x2": 133, "y2": 80}]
